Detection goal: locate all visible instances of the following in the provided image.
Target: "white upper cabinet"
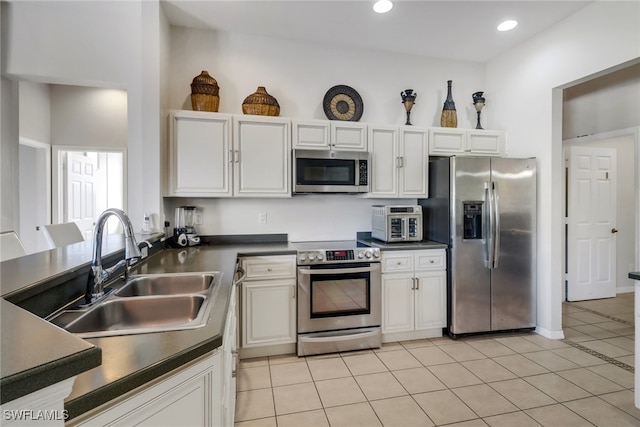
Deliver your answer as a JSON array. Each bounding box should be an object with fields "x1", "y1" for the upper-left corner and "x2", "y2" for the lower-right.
[
  {"x1": 398, "y1": 127, "x2": 429, "y2": 197},
  {"x1": 429, "y1": 127, "x2": 505, "y2": 156},
  {"x1": 169, "y1": 110, "x2": 233, "y2": 197},
  {"x1": 331, "y1": 121, "x2": 367, "y2": 151},
  {"x1": 369, "y1": 125, "x2": 428, "y2": 198},
  {"x1": 169, "y1": 111, "x2": 291, "y2": 198},
  {"x1": 292, "y1": 119, "x2": 330, "y2": 149},
  {"x1": 233, "y1": 116, "x2": 291, "y2": 197},
  {"x1": 293, "y1": 119, "x2": 367, "y2": 151}
]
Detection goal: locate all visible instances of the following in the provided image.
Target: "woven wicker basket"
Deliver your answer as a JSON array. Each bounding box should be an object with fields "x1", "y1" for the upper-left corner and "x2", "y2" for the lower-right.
[
  {"x1": 190, "y1": 71, "x2": 220, "y2": 112},
  {"x1": 242, "y1": 86, "x2": 280, "y2": 116}
]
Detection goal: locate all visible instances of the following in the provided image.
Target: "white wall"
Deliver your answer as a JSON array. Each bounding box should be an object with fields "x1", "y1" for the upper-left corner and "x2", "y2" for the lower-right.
[
  {"x1": 18, "y1": 81, "x2": 51, "y2": 143},
  {"x1": 486, "y1": 1, "x2": 640, "y2": 338},
  {"x1": 2, "y1": 0, "x2": 163, "y2": 232},
  {"x1": 168, "y1": 28, "x2": 486, "y2": 128},
  {"x1": 563, "y1": 63, "x2": 640, "y2": 140},
  {"x1": 166, "y1": 26, "x2": 486, "y2": 238},
  {"x1": 165, "y1": 196, "x2": 412, "y2": 241}
]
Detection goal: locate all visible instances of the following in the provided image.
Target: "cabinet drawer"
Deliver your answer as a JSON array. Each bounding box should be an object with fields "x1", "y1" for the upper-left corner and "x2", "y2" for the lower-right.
[
  {"x1": 381, "y1": 252, "x2": 414, "y2": 273},
  {"x1": 414, "y1": 250, "x2": 446, "y2": 271},
  {"x1": 241, "y1": 256, "x2": 296, "y2": 279}
]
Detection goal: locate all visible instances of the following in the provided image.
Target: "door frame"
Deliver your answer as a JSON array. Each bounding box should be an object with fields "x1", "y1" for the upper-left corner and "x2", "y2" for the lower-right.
[
  {"x1": 52, "y1": 146, "x2": 128, "y2": 225},
  {"x1": 18, "y1": 137, "x2": 51, "y2": 253},
  {"x1": 562, "y1": 126, "x2": 639, "y2": 299}
]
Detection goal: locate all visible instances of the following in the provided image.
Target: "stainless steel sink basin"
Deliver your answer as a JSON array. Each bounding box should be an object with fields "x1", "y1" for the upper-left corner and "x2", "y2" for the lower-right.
[
  {"x1": 64, "y1": 295, "x2": 206, "y2": 336},
  {"x1": 115, "y1": 273, "x2": 216, "y2": 297},
  {"x1": 49, "y1": 272, "x2": 221, "y2": 338}
]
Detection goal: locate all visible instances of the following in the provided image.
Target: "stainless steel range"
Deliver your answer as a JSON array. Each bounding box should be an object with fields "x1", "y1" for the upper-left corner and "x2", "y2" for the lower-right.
[{"x1": 295, "y1": 241, "x2": 381, "y2": 356}]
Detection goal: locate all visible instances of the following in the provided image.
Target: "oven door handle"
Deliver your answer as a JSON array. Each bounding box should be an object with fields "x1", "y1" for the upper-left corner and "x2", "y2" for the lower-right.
[{"x1": 298, "y1": 265, "x2": 380, "y2": 275}]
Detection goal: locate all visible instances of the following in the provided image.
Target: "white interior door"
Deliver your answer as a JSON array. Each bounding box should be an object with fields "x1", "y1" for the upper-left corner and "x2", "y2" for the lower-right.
[
  {"x1": 66, "y1": 152, "x2": 97, "y2": 240},
  {"x1": 567, "y1": 146, "x2": 617, "y2": 301}
]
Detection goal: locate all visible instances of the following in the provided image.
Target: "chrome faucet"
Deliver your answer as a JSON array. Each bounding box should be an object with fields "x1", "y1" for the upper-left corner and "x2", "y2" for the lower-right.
[{"x1": 86, "y1": 208, "x2": 142, "y2": 303}]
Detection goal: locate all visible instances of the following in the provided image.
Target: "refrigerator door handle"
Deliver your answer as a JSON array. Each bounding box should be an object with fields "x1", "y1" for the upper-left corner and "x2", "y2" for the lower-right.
[
  {"x1": 492, "y1": 182, "x2": 501, "y2": 269},
  {"x1": 485, "y1": 182, "x2": 495, "y2": 268}
]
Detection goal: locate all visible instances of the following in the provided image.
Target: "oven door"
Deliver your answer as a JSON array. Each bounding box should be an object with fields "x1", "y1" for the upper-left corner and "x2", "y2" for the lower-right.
[{"x1": 297, "y1": 263, "x2": 381, "y2": 333}]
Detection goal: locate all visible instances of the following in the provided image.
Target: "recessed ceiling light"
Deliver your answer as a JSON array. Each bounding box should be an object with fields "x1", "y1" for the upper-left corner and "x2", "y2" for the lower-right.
[
  {"x1": 373, "y1": 0, "x2": 393, "y2": 14},
  {"x1": 497, "y1": 20, "x2": 518, "y2": 32}
]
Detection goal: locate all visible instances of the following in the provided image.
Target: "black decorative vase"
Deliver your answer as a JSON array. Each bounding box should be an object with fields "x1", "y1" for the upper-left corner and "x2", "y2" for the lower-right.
[
  {"x1": 473, "y1": 91, "x2": 486, "y2": 129},
  {"x1": 440, "y1": 80, "x2": 457, "y2": 128},
  {"x1": 401, "y1": 89, "x2": 417, "y2": 125}
]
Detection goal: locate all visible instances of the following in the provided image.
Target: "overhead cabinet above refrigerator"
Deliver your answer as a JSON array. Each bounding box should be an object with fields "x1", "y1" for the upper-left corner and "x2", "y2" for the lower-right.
[{"x1": 419, "y1": 156, "x2": 536, "y2": 337}]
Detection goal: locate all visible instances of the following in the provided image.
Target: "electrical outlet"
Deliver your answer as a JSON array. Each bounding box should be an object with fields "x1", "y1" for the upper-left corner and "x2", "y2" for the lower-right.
[
  {"x1": 194, "y1": 213, "x2": 203, "y2": 225},
  {"x1": 258, "y1": 212, "x2": 267, "y2": 224}
]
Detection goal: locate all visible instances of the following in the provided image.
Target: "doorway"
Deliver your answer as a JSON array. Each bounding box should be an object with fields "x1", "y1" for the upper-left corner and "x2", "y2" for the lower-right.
[
  {"x1": 52, "y1": 147, "x2": 126, "y2": 240},
  {"x1": 563, "y1": 130, "x2": 637, "y2": 301}
]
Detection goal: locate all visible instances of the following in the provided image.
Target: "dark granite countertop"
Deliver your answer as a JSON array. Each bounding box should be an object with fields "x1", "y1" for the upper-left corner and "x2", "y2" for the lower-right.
[
  {"x1": 358, "y1": 237, "x2": 448, "y2": 251},
  {"x1": 0, "y1": 299, "x2": 101, "y2": 404},
  {"x1": 1, "y1": 233, "x2": 447, "y2": 419},
  {"x1": 630, "y1": 272, "x2": 640, "y2": 281}
]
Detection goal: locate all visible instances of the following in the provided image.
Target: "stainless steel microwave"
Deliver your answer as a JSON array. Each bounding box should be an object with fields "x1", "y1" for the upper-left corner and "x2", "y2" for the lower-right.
[{"x1": 293, "y1": 149, "x2": 370, "y2": 193}]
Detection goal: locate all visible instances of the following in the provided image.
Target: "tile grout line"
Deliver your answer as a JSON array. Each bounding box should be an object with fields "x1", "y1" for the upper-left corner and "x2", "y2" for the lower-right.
[
  {"x1": 564, "y1": 303, "x2": 634, "y2": 327},
  {"x1": 563, "y1": 302, "x2": 635, "y2": 373}
]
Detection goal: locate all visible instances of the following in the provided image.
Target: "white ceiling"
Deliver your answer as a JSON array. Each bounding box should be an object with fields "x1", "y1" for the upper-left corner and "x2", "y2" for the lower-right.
[{"x1": 162, "y1": 0, "x2": 593, "y2": 62}]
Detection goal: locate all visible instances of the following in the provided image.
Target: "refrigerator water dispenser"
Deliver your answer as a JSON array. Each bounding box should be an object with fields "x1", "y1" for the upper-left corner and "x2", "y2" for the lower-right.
[{"x1": 463, "y1": 202, "x2": 483, "y2": 240}]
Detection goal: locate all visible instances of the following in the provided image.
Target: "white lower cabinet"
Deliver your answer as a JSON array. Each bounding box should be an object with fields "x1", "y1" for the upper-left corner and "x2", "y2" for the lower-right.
[
  {"x1": 70, "y1": 351, "x2": 223, "y2": 427},
  {"x1": 381, "y1": 249, "x2": 446, "y2": 342},
  {"x1": 240, "y1": 255, "x2": 297, "y2": 358}
]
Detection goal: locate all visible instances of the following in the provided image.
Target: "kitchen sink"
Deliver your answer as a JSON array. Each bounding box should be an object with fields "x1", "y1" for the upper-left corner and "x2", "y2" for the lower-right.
[
  {"x1": 64, "y1": 295, "x2": 206, "y2": 336},
  {"x1": 48, "y1": 272, "x2": 221, "y2": 338},
  {"x1": 115, "y1": 273, "x2": 216, "y2": 297}
]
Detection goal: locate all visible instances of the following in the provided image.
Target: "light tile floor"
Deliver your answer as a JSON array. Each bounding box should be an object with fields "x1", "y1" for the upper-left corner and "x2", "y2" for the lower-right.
[{"x1": 235, "y1": 292, "x2": 637, "y2": 426}]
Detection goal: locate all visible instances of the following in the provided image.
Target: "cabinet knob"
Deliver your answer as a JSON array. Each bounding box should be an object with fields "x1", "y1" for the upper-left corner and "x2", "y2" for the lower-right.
[{"x1": 429, "y1": 260, "x2": 434, "y2": 263}]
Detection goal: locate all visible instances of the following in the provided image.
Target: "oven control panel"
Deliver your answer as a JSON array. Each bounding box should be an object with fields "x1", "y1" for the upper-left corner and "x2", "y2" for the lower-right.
[{"x1": 297, "y1": 248, "x2": 380, "y2": 265}]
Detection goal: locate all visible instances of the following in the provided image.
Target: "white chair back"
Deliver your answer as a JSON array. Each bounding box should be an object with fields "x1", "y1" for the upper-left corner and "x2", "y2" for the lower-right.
[
  {"x1": 42, "y1": 222, "x2": 85, "y2": 249},
  {"x1": 0, "y1": 231, "x2": 27, "y2": 261}
]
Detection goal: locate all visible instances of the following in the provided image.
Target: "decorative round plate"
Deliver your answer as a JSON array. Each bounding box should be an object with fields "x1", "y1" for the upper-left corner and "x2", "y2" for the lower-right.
[{"x1": 323, "y1": 85, "x2": 364, "y2": 121}]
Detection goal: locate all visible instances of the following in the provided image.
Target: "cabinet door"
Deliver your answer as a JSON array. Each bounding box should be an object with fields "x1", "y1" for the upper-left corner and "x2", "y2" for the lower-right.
[
  {"x1": 368, "y1": 125, "x2": 398, "y2": 197},
  {"x1": 234, "y1": 117, "x2": 291, "y2": 197},
  {"x1": 293, "y1": 120, "x2": 330, "y2": 149},
  {"x1": 242, "y1": 279, "x2": 296, "y2": 347},
  {"x1": 382, "y1": 273, "x2": 415, "y2": 334},
  {"x1": 331, "y1": 122, "x2": 367, "y2": 151},
  {"x1": 414, "y1": 271, "x2": 446, "y2": 330},
  {"x1": 399, "y1": 127, "x2": 428, "y2": 198},
  {"x1": 222, "y1": 284, "x2": 238, "y2": 427},
  {"x1": 169, "y1": 111, "x2": 232, "y2": 197},
  {"x1": 74, "y1": 352, "x2": 221, "y2": 427},
  {"x1": 428, "y1": 128, "x2": 466, "y2": 155},
  {"x1": 467, "y1": 130, "x2": 504, "y2": 156}
]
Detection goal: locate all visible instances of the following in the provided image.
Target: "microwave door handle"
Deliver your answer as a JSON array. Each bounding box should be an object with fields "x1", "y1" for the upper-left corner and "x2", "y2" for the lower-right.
[
  {"x1": 402, "y1": 217, "x2": 406, "y2": 240},
  {"x1": 298, "y1": 266, "x2": 378, "y2": 275}
]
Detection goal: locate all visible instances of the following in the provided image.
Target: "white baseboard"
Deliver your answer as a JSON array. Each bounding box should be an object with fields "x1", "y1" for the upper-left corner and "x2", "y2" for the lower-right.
[{"x1": 535, "y1": 326, "x2": 565, "y2": 340}]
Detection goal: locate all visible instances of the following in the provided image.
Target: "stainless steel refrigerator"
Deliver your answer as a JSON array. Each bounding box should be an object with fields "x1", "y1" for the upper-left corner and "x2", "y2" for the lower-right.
[{"x1": 419, "y1": 156, "x2": 536, "y2": 337}]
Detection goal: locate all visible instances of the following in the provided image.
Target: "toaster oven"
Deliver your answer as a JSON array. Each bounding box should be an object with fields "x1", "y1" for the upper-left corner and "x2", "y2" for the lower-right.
[{"x1": 372, "y1": 205, "x2": 423, "y2": 242}]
